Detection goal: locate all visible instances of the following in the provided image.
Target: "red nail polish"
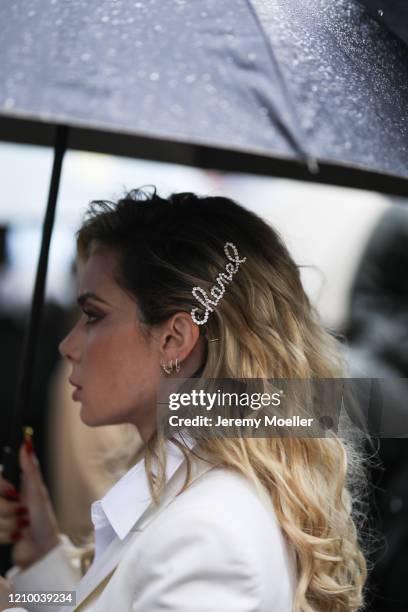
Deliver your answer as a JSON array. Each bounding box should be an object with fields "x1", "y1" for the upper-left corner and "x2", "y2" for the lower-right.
[
  {"x1": 5, "y1": 485, "x2": 19, "y2": 500},
  {"x1": 17, "y1": 517, "x2": 30, "y2": 528},
  {"x1": 24, "y1": 436, "x2": 33, "y2": 455},
  {"x1": 11, "y1": 530, "x2": 22, "y2": 542},
  {"x1": 14, "y1": 506, "x2": 28, "y2": 515}
]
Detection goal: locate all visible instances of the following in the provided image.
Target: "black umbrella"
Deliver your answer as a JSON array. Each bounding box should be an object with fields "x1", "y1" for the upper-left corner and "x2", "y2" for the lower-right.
[
  {"x1": 0, "y1": 0, "x2": 408, "y2": 482},
  {"x1": 1, "y1": 0, "x2": 408, "y2": 191}
]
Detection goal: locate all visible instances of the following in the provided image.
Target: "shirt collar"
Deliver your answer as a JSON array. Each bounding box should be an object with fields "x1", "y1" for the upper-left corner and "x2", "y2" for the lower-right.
[{"x1": 95, "y1": 434, "x2": 195, "y2": 541}]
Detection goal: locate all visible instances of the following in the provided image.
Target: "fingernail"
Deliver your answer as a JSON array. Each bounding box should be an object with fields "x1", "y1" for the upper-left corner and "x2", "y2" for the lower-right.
[
  {"x1": 17, "y1": 517, "x2": 30, "y2": 528},
  {"x1": 5, "y1": 485, "x2": 19, "y2": 500},
  {"x1": 14, "y1": 506, "x2": 28, "y2": 515},
  {"x1": 24, "y1": 437, "x2": 33, "y2": 455},
  {"x1": 11, "y1": 530, "x2": 22, "y2": 542}
]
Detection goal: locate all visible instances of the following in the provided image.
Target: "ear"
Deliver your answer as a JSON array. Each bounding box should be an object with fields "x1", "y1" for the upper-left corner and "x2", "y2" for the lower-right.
[{"x1": 160, "y1": 312, "x2": 201, "y2": 362}]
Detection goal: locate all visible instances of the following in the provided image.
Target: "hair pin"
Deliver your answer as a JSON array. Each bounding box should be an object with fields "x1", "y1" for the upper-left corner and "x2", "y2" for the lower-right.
[{"x1": 191, "y1": 242, "x2": 246, "y2": 326}]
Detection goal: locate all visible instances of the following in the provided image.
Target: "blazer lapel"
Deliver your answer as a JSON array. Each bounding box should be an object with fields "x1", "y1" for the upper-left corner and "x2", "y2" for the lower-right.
[
  {"x1": 72, "y1": 532, "x2": 135, "y2": 610},
  {"x1": 72, "y1": 450, "x2": 217, "y2": 610}
]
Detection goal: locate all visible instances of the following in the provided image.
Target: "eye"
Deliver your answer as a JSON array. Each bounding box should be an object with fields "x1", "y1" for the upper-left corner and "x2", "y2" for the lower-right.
[{"x1": 82, "y1": 309, "x2": 101, "y2": 325}]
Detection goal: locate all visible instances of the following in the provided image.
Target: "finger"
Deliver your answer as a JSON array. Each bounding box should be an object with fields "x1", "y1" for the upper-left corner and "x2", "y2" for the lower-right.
[
  {"x1": 19, "y1": 445, "x2": 50, "y2": 508},
  {"x1": 0, "y1": 499, "x2": 27, "y2": 519},
  {"x1": 0, "y1": 574, "x2": 13, "y2": 603},
  {"x1": 19, "y1": 443, "x2": 42, "y2": 483},
  {"x1": 0, "y1": 515, "x2": 29, "y2": 533},
  {"x1": 0, "y1": 514, "x2": 28, "y2": 534},
  {"x1": 0, "y1": 529, "x2": 22, "y2": 545},
  {"x1": 0, "y1": 474, "x2": 20, "y2": 501},
  {"x1": 0, "y1": 574, "x2": 12, "y2": 589},
  {"x1": 19, "y1": 440, "x2": 38, "y2": 469}
]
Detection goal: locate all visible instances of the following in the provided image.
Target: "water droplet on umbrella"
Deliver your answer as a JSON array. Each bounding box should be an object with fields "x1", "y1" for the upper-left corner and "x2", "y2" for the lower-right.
[
  {"x1": 306, "y1": 158, "x2": 319, "y2": 174},
  {"x1": 378, "y1": 9, "x2": 384, "y2": 17},
  {"x1": 185, "y1": 74, "x2": 196, "y2": 83},
  {"x1": 171, "y1": 104, "x2": 184, "y2": 115},
  {"x1": 101, "y1": 15, "x2": 109, "y2": 22},
  {"x1": 150, "y1": 72, "x2": 160, "y2": 81},
  {"x1": 4, "y1": 98, "x2": 15, "y2": 109},
  {"x1": 301, "y1": 118, "x2": 313, "y2": 129}
]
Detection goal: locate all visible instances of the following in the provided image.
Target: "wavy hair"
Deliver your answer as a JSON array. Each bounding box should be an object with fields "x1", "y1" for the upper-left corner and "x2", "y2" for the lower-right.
[{"x1": 77, "y1": 188, "x2": 368, "y2": 611}]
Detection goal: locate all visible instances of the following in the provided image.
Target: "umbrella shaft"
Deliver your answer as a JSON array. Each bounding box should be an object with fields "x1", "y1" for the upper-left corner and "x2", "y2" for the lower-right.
[{"x1": 4, "y1": 125, "x2": 68, "y2": 484}]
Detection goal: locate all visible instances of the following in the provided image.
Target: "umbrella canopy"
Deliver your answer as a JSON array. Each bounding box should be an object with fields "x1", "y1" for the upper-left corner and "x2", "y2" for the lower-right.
[{"x1": 1, "y1": 0, "x2": 408, "y2": 195}]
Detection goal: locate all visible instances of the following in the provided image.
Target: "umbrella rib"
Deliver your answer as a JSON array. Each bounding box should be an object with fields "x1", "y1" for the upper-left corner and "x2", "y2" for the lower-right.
[{"x1": 245, "y1": 0, "x2": 318, "y2": 172}]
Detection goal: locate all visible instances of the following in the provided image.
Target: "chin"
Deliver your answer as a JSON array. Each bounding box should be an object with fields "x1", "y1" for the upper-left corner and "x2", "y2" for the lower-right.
[
  {"x1": 80, "y1": 404, "x2": 126, "y2": 427},
  {"x1": 79, "y1": 405, "x2": 104, "y2": 427}
]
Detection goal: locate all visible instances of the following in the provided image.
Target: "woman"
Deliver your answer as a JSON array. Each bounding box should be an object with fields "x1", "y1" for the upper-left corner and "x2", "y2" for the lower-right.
[{"x1": 0, "y1": 189, "x2": 367, "y2": 611}]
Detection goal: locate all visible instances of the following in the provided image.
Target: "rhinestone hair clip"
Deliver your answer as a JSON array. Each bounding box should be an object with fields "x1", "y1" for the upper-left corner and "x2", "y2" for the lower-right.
[{"x1": 191, "y1": 242, "x2": 247, "y2": 326}]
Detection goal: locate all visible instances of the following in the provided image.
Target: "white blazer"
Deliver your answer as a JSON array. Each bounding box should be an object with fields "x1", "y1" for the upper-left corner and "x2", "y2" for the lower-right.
[{"x1": 7, "y1": 449, "x2": 297, "y2": 612}]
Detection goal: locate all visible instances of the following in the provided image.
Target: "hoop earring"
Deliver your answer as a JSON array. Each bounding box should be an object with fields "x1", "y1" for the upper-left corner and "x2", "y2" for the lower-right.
[
  {"x1": 160, "y1": 361, "x2": 172, "y2": 375},
  {"x1": 161, "y1": 357, "x2": 182, "y2": 375}
]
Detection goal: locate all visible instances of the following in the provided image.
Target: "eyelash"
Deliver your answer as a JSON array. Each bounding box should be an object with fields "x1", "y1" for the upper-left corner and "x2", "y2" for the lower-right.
[{"x1": 82, "y1": 309, "x2": 101, "y2": 325}]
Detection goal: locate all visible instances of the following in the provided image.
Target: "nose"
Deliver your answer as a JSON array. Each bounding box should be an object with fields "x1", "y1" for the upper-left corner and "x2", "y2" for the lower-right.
[{"x1": 59, "y1": 323, "x2": 81, "y2": 362}]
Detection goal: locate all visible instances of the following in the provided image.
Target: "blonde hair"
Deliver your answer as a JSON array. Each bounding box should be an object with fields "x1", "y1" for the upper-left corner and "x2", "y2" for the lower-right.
[{"x1": 78, "y1": 188, "x2": 369, "y2": 611}]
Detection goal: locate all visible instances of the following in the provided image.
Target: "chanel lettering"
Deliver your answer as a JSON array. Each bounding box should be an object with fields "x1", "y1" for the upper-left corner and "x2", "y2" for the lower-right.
[{"x1": 191, "y1": 242, "x2": 247, "y2": 326}]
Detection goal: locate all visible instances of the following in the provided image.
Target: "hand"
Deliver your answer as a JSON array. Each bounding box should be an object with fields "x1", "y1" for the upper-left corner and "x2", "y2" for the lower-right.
[
  {"x1": 0, "y1": 468, "x2": 28, "y2": 548},
  {"x1": 0, "y1": 441, "x2": 60, "y2": 569}
]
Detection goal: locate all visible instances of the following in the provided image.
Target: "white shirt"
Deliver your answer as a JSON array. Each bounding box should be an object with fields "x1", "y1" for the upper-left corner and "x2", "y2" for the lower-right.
[{"x1": 90, "y1": 440, "x2": 190, "y2": 561}]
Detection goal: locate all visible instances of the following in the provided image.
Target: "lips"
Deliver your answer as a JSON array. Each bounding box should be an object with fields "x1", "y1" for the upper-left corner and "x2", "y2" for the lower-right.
[
  {"x1": 69, "y1": 377, "x2": 82, "y2": 390},
  {"x1": 72, "y1": 387, "x2": 82, "y2": 401},
  {"x1": 69, "y1": 377, "x2": 83, "y2": 401}
]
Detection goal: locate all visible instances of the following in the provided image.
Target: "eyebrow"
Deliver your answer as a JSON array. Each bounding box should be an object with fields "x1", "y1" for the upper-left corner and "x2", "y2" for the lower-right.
[{"x1": 77, "y1": 292, "x2": 110, "y2": 307}]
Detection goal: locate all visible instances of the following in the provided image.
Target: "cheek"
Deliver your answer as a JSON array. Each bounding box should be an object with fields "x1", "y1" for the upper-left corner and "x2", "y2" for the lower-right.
[{"x1": 81, "y1": 323, "x2": 156, "y2": 407}]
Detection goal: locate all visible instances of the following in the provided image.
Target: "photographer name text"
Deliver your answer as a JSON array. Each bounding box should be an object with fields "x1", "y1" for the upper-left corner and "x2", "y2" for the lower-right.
[{"x1": 168, "y1": 414, "x2": 314, "y2": 429}]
